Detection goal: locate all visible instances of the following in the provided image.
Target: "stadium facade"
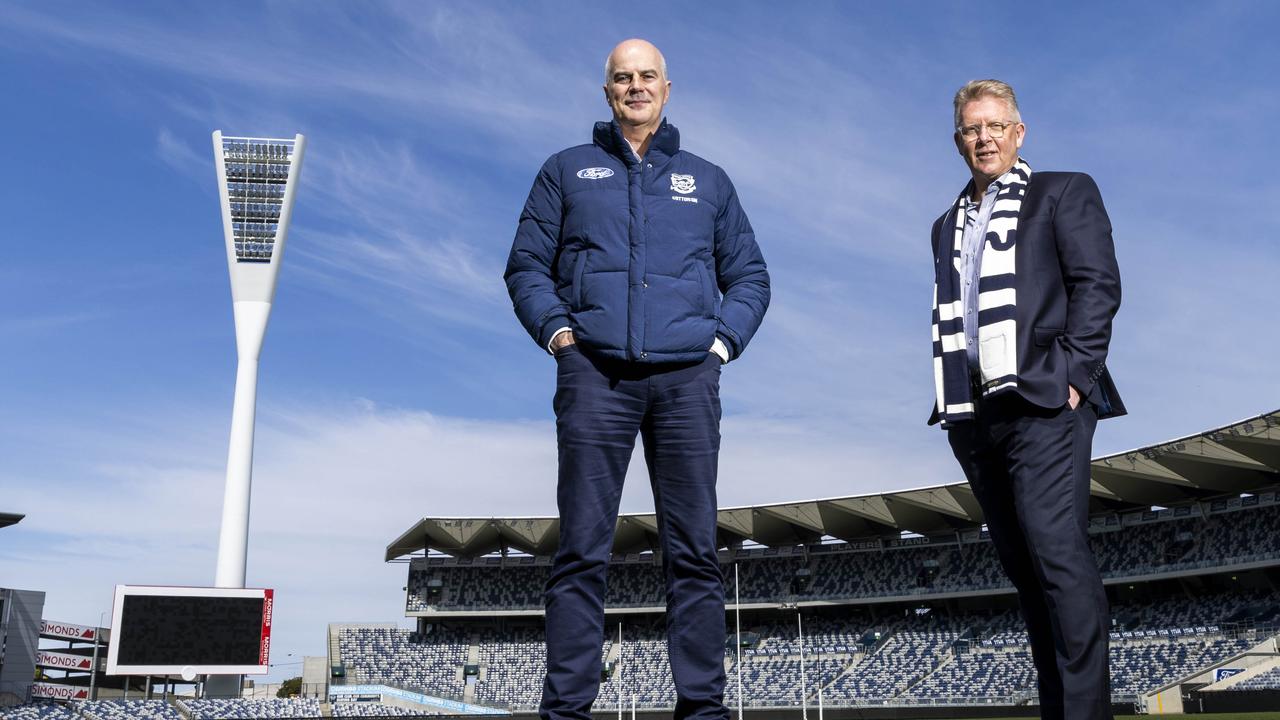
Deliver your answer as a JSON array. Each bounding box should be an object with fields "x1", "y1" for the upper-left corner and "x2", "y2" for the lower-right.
[
  {"x1": 5, "y1": 411, "x2": 1280, "y2": 718},
  {"x1": 328, "y1": 410, "x2": 1280, "y2": 717}
]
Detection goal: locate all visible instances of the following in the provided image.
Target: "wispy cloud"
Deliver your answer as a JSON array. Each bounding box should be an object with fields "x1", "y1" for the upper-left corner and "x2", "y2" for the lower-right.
[
  {"x1": 3, "y1": 0, "x2": 1278, "y2": 687},
  {"x1": 0, "y1": 310, "x2": 104, "y2": 336},
  {"x1": 156, "y1": 127, "x2": 208, "y2": 182},
  {"x1": 0, "y1": 398, "x2": 952, "y2": 678}
]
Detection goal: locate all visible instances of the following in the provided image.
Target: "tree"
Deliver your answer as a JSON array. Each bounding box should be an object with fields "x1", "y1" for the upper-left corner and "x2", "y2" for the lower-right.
[{"x1": 277, "y1": 676, "x2": 302, "y2": 698}]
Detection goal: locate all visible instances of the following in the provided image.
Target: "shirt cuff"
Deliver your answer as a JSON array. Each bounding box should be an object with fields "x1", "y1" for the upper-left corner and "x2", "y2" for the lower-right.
[
  {"x1": 546, "y1": 327, "x2": 572, "y2": 355},
  {"x1": 710, "y1": 337, "x2": 730, "y2": 364}
]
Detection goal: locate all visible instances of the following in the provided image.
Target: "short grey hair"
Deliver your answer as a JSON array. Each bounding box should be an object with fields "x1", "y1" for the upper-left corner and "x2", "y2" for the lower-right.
[
  {"x1": 953, "y1": 79, "x2": 1021, "y2": 129},
  {"x1": 604, "y1": 48, "x2": 668, "y2": 83}
]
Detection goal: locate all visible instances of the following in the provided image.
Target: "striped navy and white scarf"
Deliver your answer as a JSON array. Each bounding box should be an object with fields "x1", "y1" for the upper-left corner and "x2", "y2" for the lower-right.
[{"x1": 932, "y1": 158, "x2": 1031, "y2": 427}]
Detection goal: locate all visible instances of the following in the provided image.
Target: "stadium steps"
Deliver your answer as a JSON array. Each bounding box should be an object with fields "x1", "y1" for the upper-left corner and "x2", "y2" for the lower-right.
[
  {"x1": 1138, "y1": 632, "x2": 1280, "y2": 713},
  {"x1": 1202, "y1": 654, "x2": 1280, "y2": 690},
  {"x1": 896, "y1": 650, "x2": 957, "y2": 699},
  {"x1": 812, "y1": 648, "x2": 870, "y2": 697},
  {"x1": 464, "y1": 635, "x2": 481, "y2": 702},
  {"x1": 1187, "y1": 633, "x2": 1280, "y2": 691},
  {"x1": 329, "y1": 630, "x2": 342, "y2": 671},
  {"x1": 169, "y1": 696, "x2": 192, "y2": 719},
  {"x1": 805, "y1": 652, "x2": 862, "y2": 702},
  {"x1": 605, "y1": 639, "x2": 621, "y2": 665}
]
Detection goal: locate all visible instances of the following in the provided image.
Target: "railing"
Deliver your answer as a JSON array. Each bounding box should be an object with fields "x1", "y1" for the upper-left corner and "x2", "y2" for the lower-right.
[
  {"x1": 330, "y1": 677, "x2": 496, "y2": 713},
  {"x1": 407, "y1": 551, "x2": 1280, "y2": 614}
]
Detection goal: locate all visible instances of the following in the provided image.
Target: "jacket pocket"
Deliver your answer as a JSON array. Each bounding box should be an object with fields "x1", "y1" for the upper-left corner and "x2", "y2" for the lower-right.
[
  {"x1": 572, "y1": 251, "x2": 588, "y2": 310},
  {"x1": 693, "y1": 261, "x2": 715, "y2": 315},
  {"x1": 1033, "y1": 326, "x2": 1064, "y2": 347}
]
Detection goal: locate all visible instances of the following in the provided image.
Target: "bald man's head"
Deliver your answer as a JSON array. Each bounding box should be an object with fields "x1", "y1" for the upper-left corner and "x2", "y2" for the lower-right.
[
  {"x1": 602, "y1": 39, "x2": 670, "y2": 135},
  {"x1": 604, "y1": 38, "x2": 667, "y2": 83}
]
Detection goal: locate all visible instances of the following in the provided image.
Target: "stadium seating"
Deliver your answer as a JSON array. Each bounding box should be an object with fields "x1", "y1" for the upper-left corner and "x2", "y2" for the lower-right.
[
  {"x1": 376, "y1": 501, "x2": 1280, "y2": 711},
  {"x1": 1109, "y1": 636, "x2": 1253, "y2": 698},
  {"x1": 1227, "y1": 665, "x2": 1280, "y2": 690},
  {"x1": 185, "y1": 698, "x2": 321, "y2": 719},
  {"x1": 824, "y1": 614, "x2": 967, "y2": 702},
  {"x1": 471, "y1": 626, "x2": 552, "y2": 707},
  {"x1": 902, "y1": 647, "x2": 1035, "y2": 702},
  {"x1": 337, "y1": 627, "x2": 467, "y2": 697},
  {"x1": 330, "y1": 701, "x2": 438, "y2": 716},
  {"x1": 79, "y1": 700, "x2": 183, "y2": 719},
  {"x1": 349, "y1": 584, "x2": 1277, "y2": 711},
  {"x1": 407, "y1": 504, "x2": 1280, "y2": 614},
  {"x1": 0, "y1": 703, "x2": 80, "y2": 720}
]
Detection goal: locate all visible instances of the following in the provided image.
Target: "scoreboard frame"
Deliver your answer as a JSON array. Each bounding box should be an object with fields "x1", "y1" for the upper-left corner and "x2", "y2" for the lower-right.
[{"x1": 105, "y1": 585, "x2": 273, "y2": 677}]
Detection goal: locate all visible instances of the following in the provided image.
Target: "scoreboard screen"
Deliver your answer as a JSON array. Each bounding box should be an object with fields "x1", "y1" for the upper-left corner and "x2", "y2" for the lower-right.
[{"x1": 106, "y1": 585, "x2": 273, "y2": 676}]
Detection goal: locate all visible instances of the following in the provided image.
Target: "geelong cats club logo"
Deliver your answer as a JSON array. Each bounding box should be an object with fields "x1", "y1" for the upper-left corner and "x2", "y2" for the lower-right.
[
  {"x1": 670, "y1": 173, "x2": 696, "y2": 194},
  {"x1": 577, "y1": 167, "x2": 614, "y2": 179}
]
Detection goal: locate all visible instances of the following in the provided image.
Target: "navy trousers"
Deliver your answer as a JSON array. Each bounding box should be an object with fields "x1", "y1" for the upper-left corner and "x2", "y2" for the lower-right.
[
  {"x1": 541, "y1": 346, "x2": 727, "y2": 720},
  {"x1": 947, "y1": 395, "x2": 1112, "y2": 720}
]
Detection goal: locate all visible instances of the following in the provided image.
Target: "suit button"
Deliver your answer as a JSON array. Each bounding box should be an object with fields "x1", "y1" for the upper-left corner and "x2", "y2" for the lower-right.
[
  {"x1": 641, "y1": 352, "x2": 648, "y2": 358},
  {"x1": 643, "y1": 282, "x2": 648, "y2": 288}
]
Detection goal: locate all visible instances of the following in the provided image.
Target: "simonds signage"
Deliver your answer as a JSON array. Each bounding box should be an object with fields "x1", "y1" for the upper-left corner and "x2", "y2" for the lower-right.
[
  {"x1": 31, "y1": 683, "x2": 89, "y2": 701},
  {"x1": 39, "y1": 620, "x2": 97, "y2": 641},
  {"x1": 36, "y1": 650, "x2": 94, "y2": 670}
]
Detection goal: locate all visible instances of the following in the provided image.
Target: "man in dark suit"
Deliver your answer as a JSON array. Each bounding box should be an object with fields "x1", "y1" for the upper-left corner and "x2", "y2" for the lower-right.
[{"x1": 929, "y1": 79, "x2": 1125, "y2": 720}]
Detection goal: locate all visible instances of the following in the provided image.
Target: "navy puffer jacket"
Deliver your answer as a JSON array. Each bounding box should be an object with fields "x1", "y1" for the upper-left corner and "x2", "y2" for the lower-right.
[{"x1": 505, "y1": 120, "x2": 770, "y2": 363}]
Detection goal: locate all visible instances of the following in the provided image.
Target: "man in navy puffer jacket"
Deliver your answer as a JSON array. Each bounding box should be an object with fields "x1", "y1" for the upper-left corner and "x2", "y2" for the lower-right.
[{"x1": 505, "y1": 39, "x2": 768, "y2": 720}]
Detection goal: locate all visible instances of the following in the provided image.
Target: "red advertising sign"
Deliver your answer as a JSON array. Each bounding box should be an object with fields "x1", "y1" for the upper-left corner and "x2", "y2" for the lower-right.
[
  {"x1": 259, "y1": 589, "x2": 274, "y2": 666},
  {"x1": 36, "y1": 650, "x2": 94, "y2": 671},
  {"x1": 39, "y1": 620, "x2": 97, "y2": 641},
  {"x1": 31, "y1": 682, "x2": 89, "y2": 701}
]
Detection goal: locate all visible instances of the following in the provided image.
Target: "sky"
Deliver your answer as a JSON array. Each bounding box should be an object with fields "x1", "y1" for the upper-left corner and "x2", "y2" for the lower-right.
[{"x1": 1, "y1": 0, "x2": 1277, "y2": 682}]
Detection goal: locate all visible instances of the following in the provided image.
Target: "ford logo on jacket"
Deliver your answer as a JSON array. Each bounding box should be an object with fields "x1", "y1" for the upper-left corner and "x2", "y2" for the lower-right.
[{"x1": 505, "y1": 119, "x2": 770, "y2": 363}]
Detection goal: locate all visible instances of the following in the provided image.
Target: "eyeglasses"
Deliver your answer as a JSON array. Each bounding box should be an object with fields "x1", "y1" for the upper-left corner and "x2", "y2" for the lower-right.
[{"x1": 957, "y1": 121, "x2": 1017, "y2": 141}]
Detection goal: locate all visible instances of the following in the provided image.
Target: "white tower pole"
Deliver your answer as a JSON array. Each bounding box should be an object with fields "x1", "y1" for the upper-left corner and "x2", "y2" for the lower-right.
[
  {"x1": 211, "y1": 131, "x2": 305, "y2": 589},
  {"x1": 206, "y1": 132, "x2": 304, "y2": 699},
  {"x1": 214, "y1": 301, "x2": 269, "y2": 588}
]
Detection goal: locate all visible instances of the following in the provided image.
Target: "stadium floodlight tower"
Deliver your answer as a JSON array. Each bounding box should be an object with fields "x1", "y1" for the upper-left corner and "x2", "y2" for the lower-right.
[{"x1": 211, "y1": 131, "x2": 306, "y2": 591}]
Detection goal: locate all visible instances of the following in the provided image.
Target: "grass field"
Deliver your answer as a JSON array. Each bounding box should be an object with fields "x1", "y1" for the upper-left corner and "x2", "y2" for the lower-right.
[{"x1": 945, "y1": 715, "x2": 1280, "y2": 720}]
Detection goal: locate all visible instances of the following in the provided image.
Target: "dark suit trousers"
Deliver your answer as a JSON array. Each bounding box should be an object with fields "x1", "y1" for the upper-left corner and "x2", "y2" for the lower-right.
[
  {"x1": 541, "y1": 346, "x2": 727, "y2": 720},
  {"x1": 947, "y1": 396, "x2": 1112, "y2": 720}
]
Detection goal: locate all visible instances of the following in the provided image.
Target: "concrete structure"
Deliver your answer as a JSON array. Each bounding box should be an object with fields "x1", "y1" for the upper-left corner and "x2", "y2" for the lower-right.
[{"x1": 0, "y1": 588, "x2": 46, "y2": 706}]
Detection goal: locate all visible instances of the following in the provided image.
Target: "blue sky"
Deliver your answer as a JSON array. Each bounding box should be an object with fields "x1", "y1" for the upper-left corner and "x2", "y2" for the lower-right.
[{"x1": 1, "y1": 1, "x2": 1277, "y2": 681}]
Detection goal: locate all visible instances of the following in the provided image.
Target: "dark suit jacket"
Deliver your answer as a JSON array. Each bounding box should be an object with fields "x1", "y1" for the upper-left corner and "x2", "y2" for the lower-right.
[{"x1": 929, "y1": 171, "x2": 1126, "y2": 424}]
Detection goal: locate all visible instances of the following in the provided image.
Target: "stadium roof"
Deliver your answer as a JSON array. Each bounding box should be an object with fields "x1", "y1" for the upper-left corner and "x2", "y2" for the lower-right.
[
  {"x1": 387, "y1": 409, "x2": 1280, "y2": 561},
  {"x1": 0, "y1": 512, "x2": 23, "y2": 530}
]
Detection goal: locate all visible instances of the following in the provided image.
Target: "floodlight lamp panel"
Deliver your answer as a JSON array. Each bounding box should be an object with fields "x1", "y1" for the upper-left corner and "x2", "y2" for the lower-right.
[{"x1": 213, "y1": 131, "x2": 306, "y2": 303}]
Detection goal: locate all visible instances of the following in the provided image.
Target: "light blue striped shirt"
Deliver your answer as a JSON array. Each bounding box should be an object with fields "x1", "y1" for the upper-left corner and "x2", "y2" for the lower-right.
[{"x1": 960, "y1": 182, "x2": 1001, "y2": 373}]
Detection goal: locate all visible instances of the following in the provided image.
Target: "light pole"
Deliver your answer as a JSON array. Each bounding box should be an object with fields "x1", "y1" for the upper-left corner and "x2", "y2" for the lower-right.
[
  {"x1": 815, "y1": 645, "x2": 824, "y2": 720},
  {"x1": 735, "y1": 562, "x2": 744, "y2": 720},
  {"x1": 617, "y1": 622, "x2": 623, "y2": 720},
  {"x1": 207, "y1": 131, "x2": 305, "y2": 698},
  {"x1": 89, "y1": 611, "x2": 104, "y2": 700},
  {"x1": 797, "y1": 610, "x2": 807, "y2": 720},
  {"x1": 211, "y1": 132, "x2": 306, "y2": 590}
]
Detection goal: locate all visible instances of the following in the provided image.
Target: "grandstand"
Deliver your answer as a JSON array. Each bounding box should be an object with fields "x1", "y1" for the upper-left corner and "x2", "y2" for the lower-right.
[
  {"x1": 341, "y1": 409, "x2": 1280, "y2": 716},
  {"x1": 5, "y1": 410, "x2": 1279, "y2": 718}
]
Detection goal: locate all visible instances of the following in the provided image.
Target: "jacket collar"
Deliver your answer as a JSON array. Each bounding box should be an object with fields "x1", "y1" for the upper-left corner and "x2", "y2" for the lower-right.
[{"x1": 593, "y1": 118, "x2": 680, "y2": 165}]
